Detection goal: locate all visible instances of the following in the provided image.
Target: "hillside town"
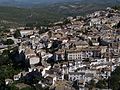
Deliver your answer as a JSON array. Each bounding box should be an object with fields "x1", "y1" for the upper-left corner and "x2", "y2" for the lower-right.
[{"x1": 0, "y1": 7, "x2": 120, "y2": 90}]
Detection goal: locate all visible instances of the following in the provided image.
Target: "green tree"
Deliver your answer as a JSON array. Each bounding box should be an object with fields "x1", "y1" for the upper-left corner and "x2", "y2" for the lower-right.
[
  {"x1": 9, "y1": 85, "x2": 19, "y2": 90},
  {"x1": 14, "y1": 30, "x2": 21, "y2": 38},
  {"x1": 96, "y1": 79, "x2": 107, "y2": 89},
  {"x1": 0, "y1": 49, "x2": 21, "y2": 89},
  {"x1": 48, "y1": 31, "x2": 52, "y2": 38},
  {"x1": 116, "y1": 21, "x2": 120, "y2": 29},
  {"x1": 63, "y1": 19, "x2": 71, "y2": 25},
  {"x1": 112, "y1": 6, "x2": 120, "y2": 10},
  {"x1": 86, "y1": 79, "x2": 96, "y2": 90},
  {"x1": 21, "y1": 87, "x2": 34, "y2": 90},
  {"x1": 2, "y1": 39, "x2": 14, "y2": 45},
  {"x1": 109, "y1": 66, "x2": 120, "y2": 90},
  {"x1": 72, "y1": 80, "x2": 79, "y2": 90},
  {"x1": 0, "y1": 49, "x2": 12, "y2": 66},
  {"x1": 7, "y1": 39, "x2": 14, "y2": 45}
]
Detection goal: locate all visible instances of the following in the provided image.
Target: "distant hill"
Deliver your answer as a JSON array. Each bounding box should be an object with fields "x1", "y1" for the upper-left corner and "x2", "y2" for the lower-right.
[
  {"x1": 0, "y1": 0, "x2": 120, "y2": 27},
  {"x1": 0, "y1": 0, "x2": 120, "y2": 7},
  {"x1": 0, "y1": 0, "x2": 79, "y2": 7},
  {"x1": 0, "y1": 6, "x2": 65, "y2": 27}
]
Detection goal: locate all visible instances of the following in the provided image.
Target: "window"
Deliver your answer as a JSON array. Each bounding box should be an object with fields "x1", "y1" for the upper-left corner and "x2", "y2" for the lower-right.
[
  {"x1": 69, "y1": 57, "x2": 72, "y2": 60},
  {"x1": 69, "y1": 77, "x2": 72, "y2": 81}
]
